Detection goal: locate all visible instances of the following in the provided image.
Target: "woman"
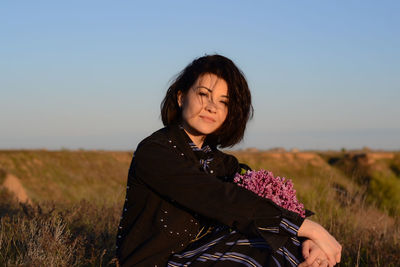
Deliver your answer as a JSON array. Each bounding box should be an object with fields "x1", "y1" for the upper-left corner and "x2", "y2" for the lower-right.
[{"x1": 116, "y1": 55, "x2": 341, "y2": 266}]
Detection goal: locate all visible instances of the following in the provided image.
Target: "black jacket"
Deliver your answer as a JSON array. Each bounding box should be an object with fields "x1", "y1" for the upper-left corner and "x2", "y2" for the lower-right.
[{"x1": 116, "y1": 124, "x2": 305, "y2": 266}]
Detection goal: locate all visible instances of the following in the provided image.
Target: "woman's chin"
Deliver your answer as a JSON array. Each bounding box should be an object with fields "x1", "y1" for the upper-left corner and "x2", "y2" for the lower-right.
[{"x1": 195, "y1": 126, "x2": 218, "y2": 136}]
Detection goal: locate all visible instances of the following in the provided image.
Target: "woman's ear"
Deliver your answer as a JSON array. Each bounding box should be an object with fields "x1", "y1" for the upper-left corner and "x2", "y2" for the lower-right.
[{"x1": 177, "y1": 91, "x2": 183, "y2": 107}]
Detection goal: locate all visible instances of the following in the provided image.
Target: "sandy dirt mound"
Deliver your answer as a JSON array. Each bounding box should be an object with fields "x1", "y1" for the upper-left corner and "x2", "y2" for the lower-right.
[
  {"x1": 3, "y1": 174, "x2": 32, "y2": 204},
  {"x1": 365, "y1": 152, "x2": 395, "y2": 164}
]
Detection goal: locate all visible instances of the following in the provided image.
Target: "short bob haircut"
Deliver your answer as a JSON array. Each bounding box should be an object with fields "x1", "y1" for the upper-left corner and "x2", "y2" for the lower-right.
[{"x1": 161, "y1": 54, "x2": 253, "y2": 148}]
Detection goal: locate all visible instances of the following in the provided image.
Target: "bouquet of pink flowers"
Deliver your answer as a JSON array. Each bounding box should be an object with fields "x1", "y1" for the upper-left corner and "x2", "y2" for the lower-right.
[{"x1": 234, "y1": 169, "x2": 306, "y2": 218}]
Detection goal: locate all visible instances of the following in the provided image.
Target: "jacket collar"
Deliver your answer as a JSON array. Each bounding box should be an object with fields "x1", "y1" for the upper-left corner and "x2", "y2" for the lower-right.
[{"x1": 166, "y1": 123, "x2": 200, "y2": 165}]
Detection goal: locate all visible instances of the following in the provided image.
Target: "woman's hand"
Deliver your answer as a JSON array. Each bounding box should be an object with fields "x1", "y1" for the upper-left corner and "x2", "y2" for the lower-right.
[
  {"x1": 299, "y1": 239, "x2": 330, "y2": 267},
  {"x1": 298, "y1": 219, "x2": 342, "y2": 266}
]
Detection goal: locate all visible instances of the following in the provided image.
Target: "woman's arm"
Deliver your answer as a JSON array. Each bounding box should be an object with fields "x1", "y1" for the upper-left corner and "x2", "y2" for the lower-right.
[
  {"x1": 133, "y1": 138, "x2": 304, "y2": 250},
  {"x1": 298, "y1": 219, "x2": 342, "y2": 266}
]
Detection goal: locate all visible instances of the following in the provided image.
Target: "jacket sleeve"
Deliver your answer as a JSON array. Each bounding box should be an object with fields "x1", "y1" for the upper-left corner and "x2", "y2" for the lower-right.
[{"x1": 133, "y1": 139, "x2": 305, "y2": 250}]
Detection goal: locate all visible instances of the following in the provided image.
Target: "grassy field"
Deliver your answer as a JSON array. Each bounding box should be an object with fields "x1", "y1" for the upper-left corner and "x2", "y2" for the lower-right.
[{"x1": 0, "y1": 149, "x2": 399, "y2": 266}]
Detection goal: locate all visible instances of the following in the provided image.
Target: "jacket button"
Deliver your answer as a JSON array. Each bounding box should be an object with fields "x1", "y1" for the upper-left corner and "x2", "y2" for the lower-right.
[{"x1": 210, "y1": 170, "x2": 214, "y2": 174}]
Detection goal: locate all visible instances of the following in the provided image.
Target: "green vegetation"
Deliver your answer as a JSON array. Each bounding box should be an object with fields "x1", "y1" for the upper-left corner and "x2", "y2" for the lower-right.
[{"x1": 0, "y1": 150, "x2": 399, "y2": 266}]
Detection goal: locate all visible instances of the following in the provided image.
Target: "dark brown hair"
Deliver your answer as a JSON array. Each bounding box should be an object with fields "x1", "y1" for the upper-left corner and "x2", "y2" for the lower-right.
[{"x1": 161, "y1": 54, "x2": 253, "y2": 148}]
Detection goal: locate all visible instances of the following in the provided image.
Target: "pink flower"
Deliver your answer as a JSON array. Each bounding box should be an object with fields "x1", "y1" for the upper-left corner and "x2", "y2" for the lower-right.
[{"x1": 234, "y1": 169, "x2": 306, "y2": 218}]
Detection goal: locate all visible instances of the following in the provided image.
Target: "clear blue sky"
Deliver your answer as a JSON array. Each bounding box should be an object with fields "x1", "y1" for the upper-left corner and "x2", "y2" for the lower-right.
[{"x1": 1, "y1": 1, "x2": 399, "y2": 150}]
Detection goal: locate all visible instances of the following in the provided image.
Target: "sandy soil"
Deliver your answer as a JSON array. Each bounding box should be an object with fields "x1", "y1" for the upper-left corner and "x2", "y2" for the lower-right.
[{"x1": 3, "y1": 173, "x2": 32, "y2": 204}]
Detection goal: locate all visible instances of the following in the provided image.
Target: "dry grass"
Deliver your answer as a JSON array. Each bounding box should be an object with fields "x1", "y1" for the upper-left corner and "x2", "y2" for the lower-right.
[{"x1": 0, "y1": 188, "x2": 121, "y2": 266}]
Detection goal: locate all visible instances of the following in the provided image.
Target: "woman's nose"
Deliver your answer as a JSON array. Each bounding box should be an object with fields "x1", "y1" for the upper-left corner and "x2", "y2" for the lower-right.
[{"x1": 204, "y1": 99, "x2": 217, "y2": 112}]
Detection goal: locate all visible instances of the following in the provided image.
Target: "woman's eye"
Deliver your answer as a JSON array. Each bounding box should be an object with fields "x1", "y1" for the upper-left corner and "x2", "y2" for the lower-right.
[
  {"x1": 220, "y1": 101, "x2": 228, "y2": 106},
  {"x1": 199, "y1": 92, "x2": 208, "y2": 97}
]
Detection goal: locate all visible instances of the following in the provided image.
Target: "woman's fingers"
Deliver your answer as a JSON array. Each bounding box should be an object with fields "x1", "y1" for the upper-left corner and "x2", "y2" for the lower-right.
[
  {"x1": 299, "y1": 257, "x2": 330, "y2": 267},
  {"x1": 306, "y1": 244, "x2": 321, "y2": 265},
  {"x1": 335, "y1": 244, "x2": 342, "y2": 263},
  {"x1": 302, "y1": 239, "x2": 334, "y2": 267},
  {"x1": 328, "y1": 240, "x2": 341, "y2": 266},
  {"x1": 326, "y1": 253, "x2": 336, "y2": 267},
  {"x1": 302, "y1": 240, "x2": 311, "y2": 261},
  {"x1": 312, "y1": 258, "x2": 329, "y2": 267},
  {"x1": 320, "y1": 259, "x2": 329, "y2": 267},
  {"x1": 311, "y1": 259, "x2": 319, "y2": 267},
  {"x1": 317, "y1": 237, "x2": 339, "y2": 266},
  {"x1": 315, "y1": 230, "x2": 341, "y2": 265}
]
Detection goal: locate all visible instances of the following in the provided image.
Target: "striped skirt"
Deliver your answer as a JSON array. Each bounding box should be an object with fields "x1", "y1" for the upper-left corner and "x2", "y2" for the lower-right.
[{"x1": 167, "y1": 226, "x2": 303, "y2": 267}]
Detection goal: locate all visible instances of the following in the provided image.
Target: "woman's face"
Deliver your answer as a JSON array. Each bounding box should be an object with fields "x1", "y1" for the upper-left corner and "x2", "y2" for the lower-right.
[{"x1": 178, "y1": 73, "x2": 229, "y2": 144}]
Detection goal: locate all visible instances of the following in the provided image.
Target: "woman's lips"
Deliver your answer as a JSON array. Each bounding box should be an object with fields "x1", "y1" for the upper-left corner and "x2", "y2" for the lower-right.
[{"x1": 200, "y1": 115, "x2": 216, "y2": 123}]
